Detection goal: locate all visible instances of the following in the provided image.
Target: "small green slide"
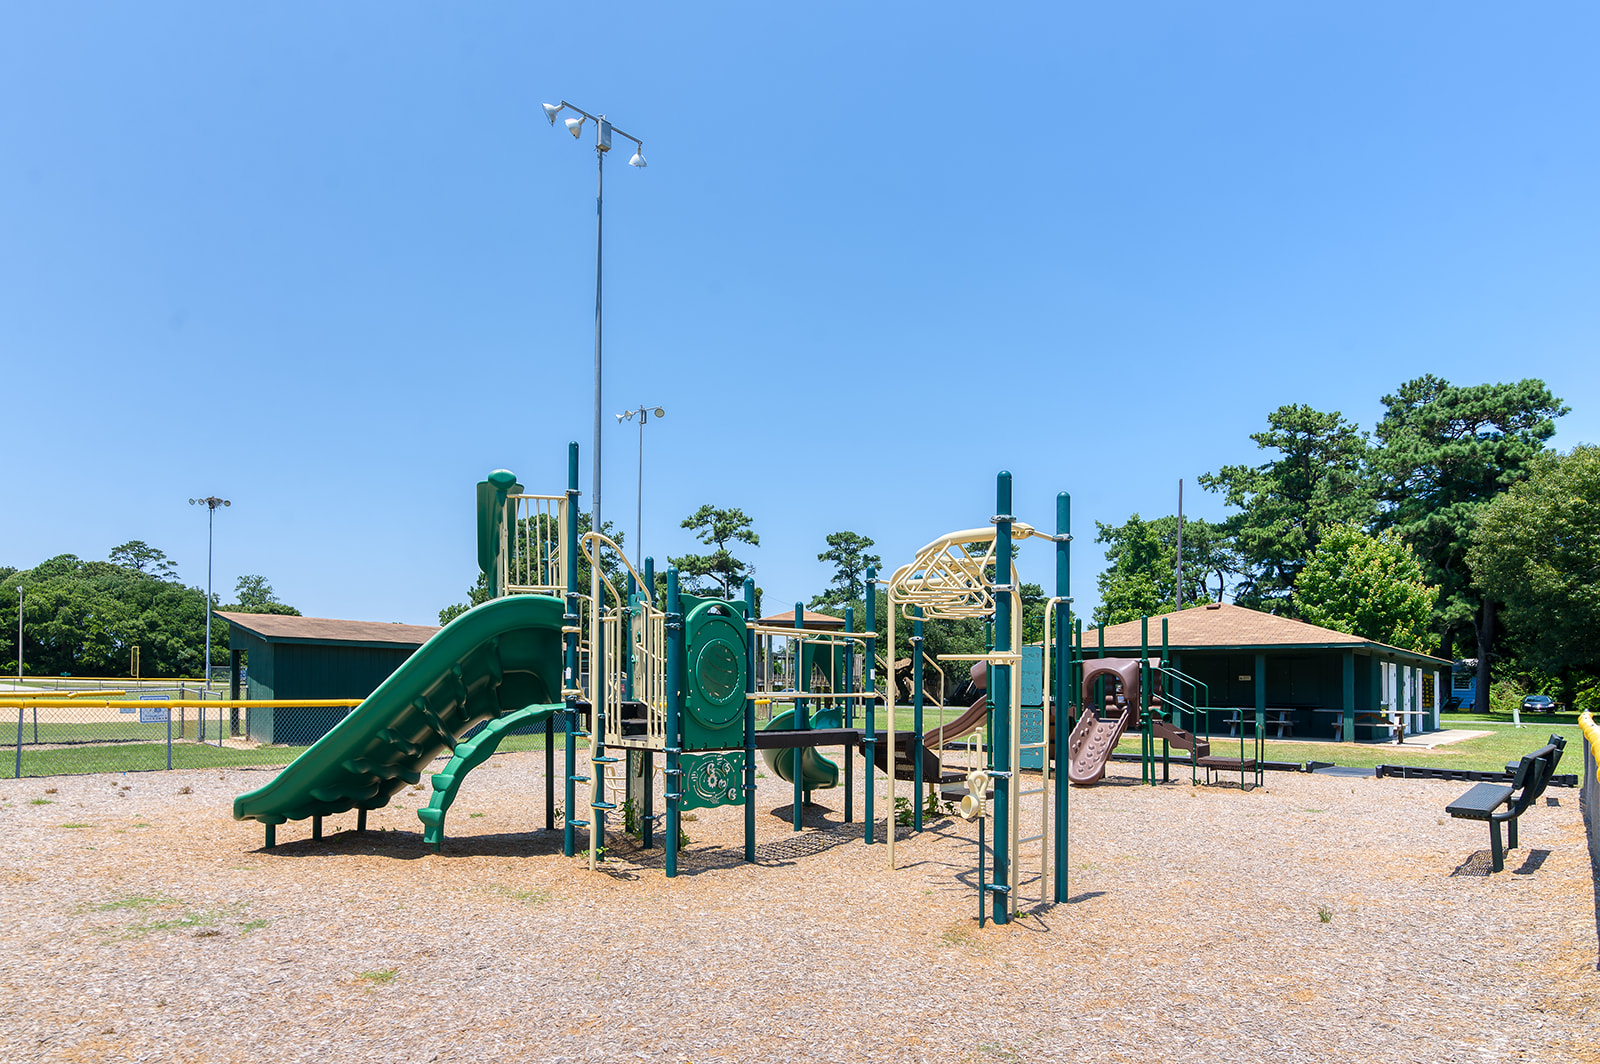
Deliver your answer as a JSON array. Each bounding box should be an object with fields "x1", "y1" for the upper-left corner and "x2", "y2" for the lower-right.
[
  {"x1": 417, "y1": 702, "x2": 560, "y2": 850},
  {"x1": 761, "y1": 706, "x2": 843, "y2": 789},
  {"x1": 233, "y1": 595, "x2": 564, "y2": 829}
]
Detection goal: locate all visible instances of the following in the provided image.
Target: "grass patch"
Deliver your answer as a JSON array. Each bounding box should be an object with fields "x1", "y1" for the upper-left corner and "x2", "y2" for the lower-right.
[
  {"x1": 484, "y1": 884, "x2": 550, "y2": 905},
  {"x1": 59, "y1": 822, "x2": 90, "y2": 829},
  {"x1": 236, "y1": 918, "x2": 271, "y2": 934},
  {"x1": 29, "y1": 798, "x2": 53, "y2": 805},
  {"x1": 80, "y1": 893, "x2": 243, "y2": 937},
  {"x1": 84, "y1": 893, "x2": 175, "y2": 913},
  {"x1": 5, "y1": 740, "x2": 310, "y2": 779},
  {"x1": 356, "y1": 967, "x2": 399, "y2": 985},
  {"x1": 1116, "y1": 717, "x2": 1579, "y2": 772},
  {"x1": 126, "y1": 904, "x2": 241, "y2": 938}
]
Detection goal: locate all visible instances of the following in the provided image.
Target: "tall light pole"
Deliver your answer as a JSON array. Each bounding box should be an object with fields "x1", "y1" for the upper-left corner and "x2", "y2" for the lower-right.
[
  {"x1": 617, "y1": 405, "x2": 666, "y2": 569},
  {"x1": 540, "y1": 99, "x2": 647, "y2": 603},
  {"x1": 189, "y1": 496, "x2": 231, "y2": 687},
  {"x1": 15, "y1": 586, "x2": 21, "y2": 682}
]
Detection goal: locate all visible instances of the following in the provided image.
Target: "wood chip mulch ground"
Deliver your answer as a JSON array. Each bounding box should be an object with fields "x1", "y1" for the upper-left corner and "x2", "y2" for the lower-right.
[{"x1": 0, "y1": 753, "x2": 1595, "y2": 1063}]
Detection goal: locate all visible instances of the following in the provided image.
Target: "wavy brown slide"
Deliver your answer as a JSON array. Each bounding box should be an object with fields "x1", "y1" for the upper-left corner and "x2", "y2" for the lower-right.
[{"x1": 1066, "y1": 699, "x2": 1137, "y2": 786}]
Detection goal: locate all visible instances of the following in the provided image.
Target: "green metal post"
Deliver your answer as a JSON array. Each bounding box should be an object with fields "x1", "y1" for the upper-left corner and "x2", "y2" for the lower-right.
[
  {"x1": 642, "y1": 556, "x2": 655, "y2": 849},
  {"x1": 991, "y1": 471, "x2": 1014, "y2": 926},
  {"x1": 623, "y1": 569, "x2": 637, "y2": 836},
  {"x1": 664, "y1": 570, "x2": 684, "y2": 877},
  {"x1": 1142, "y1": 616, "x2": 1156, "y2": 785},
  {"x1": 563, "y1": 442, "x2": 581, "y2": 858},
  {"x1": 1073, "y1": 618, "x2": 1083, "y2": 729},
  {"x1": 1054, "y1": 491, "x2": 1071, "y2": 904},
  {"x1": 843, "y1": 604, "x2": 855, "y2": 823},
  {"x1": 743, "y1": 578, "x2": 757, "y2": 862},
  {"x1": 1342, "y1": 650, "x2": 1356, "y2": 743},
  {"x1": 1254, "y1": 652, "x2": 1266, "y2": 788},
  {"x1": 1161, "y1": 618, "x2": 1173, "y2": 727},
  {"x1": 912, "y1": 605, "x2": 924, "y2": 832},
  {"x1": 863, "y1": 567, "x2": 878, "y2": 845},
  {"x1": 793, "y1": 603, "x2": 807, "y2": 831}
]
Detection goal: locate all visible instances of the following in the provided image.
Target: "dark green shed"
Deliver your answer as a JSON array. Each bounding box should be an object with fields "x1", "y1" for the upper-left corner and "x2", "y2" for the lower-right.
[
  {"x1": 217, "y1": 612, "x2": 439, "y2": 745},
  {"x1": 1082, "y1": 603, "x2": 1450, "y2": 743}
]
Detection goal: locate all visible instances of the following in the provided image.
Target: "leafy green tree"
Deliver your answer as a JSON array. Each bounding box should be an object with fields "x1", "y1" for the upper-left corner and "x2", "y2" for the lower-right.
[
  {"x1": 1199, "y1": 405, "x2": 1374, "y2": 613},
  {"x1": 1292, "y1": 524, "x2": 1435, "y2": 652},
  {"x1": 810, "y1": 531, "x2": 882, "y2": 609},
  {"x1": 1, "y1": 555, "x2": 212, "y2": 677},
  {"x1": 109, "y1": 540, "x2": 179, "y2": 579},
  {"x1": 222, "y1": 574, "x2": 300, "y2": 616},
  {"x1": 1371, "y1": 375, "x2": 1567, "y2": 704},
  {"x1": 671, "y1": 504, "x2": 759, "y2": 599},
  {"x1": 1466, "y1": 445, "x2": 1600, "y2": 681},
  {"x1": 1092, "y1": 514, "x2": 1235, "y2": 625}
]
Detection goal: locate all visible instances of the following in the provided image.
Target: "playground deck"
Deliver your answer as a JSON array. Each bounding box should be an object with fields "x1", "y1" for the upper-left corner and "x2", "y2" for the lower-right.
[{"x1": 0, "y1": 752, "x2": 1593, "y2": 1063}]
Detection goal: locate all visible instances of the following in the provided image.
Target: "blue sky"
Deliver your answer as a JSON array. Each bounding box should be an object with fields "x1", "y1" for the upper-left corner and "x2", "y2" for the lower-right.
[{"x1": 4, "y1": 3, "x2": 1596, "y2": 626}]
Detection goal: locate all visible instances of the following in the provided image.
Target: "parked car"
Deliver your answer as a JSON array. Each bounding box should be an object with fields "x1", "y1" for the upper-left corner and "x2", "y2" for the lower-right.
[{"x1": 1520, "y1": 693, "x2": 1558, "y2": 714}]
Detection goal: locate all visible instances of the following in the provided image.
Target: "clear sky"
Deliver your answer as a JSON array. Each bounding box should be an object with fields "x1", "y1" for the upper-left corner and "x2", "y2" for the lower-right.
[{"x1": 4, "y1": 3, "x2": 1597, "y2": 626}]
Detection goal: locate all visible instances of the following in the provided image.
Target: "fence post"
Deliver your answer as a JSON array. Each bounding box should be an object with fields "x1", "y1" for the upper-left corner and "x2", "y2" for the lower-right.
[{"x1": 13, "y1": 707, "x2": 21, "y2": 779}]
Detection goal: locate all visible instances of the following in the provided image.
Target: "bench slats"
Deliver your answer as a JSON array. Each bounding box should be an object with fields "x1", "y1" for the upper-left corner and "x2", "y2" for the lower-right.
[{"x1": 1445, "y1": 782, "x2": 1512, "y2": 820}]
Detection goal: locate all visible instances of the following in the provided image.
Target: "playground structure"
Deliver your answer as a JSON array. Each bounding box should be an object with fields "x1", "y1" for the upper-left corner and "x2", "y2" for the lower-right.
[{"x1": 231, "y1": 445, "x2": 1258, "y2": 926}]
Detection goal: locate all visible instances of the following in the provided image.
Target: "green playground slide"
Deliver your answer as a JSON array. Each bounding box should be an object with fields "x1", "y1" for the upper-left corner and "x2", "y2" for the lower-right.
[
  {"x1": 761, "y1": 706, "x2": 843, "y2": 790},
  {"x1": 233, "y1": 594, "x2": 564, "y2": 827},
  {"x1": 417, "y1": 702, "x2": 561, "y2": 850}
]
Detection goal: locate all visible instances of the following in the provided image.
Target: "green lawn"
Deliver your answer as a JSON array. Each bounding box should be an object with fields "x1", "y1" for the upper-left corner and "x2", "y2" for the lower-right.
[
  {"x1": 5, "y1": 741, "x2": 314, "y2": 778},
  {"x1": 1119, "y1": 714, "x2": 1582, "y2": 773},
  {"x1": 3, "y1": 724, "x2": 567, "y2": 779}
]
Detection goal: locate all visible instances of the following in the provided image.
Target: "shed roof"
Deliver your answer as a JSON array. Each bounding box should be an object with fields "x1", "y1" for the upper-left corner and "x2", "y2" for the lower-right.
[
  {"x1": 756, "y1": 609, "x2": 848, "y2": 631},
  {"x1": 215, "y1": 612, "x2": 440, "y2": 649},
  {"x1": 1081, "y1": 603, "x2": 1448, "y2": 664}
]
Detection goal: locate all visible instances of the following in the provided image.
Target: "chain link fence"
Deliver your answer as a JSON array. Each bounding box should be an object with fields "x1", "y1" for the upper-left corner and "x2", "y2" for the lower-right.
[
  {"x1": 1, "y1": 682, "x2": 323, "y2": 778},
  {"x1": 1, "y1": 680, "x2": 565, "y2": 779}
]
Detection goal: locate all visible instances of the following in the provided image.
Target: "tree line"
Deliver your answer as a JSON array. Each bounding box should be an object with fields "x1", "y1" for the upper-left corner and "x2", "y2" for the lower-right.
[
  {"x1": 438, "y1": 377, "x2": 1595, "y2": 710},
  {"x1": 1, "y1": 543, "x2": 297, "y2": 678},
  {"x1": 1095, "y1": 375, "x2": 1596, "y2": 708}
]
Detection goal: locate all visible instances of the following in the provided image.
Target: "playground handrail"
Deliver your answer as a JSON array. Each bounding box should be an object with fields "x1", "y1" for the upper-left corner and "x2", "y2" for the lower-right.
[{"x1": 501, "y1": 493, "x2": 570, "y2": 597}]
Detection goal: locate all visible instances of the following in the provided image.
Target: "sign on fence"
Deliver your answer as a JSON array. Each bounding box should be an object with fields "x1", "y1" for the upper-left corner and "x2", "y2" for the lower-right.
[{"x1": 138, "y1": 693, "x2": 170, "y2": 724}]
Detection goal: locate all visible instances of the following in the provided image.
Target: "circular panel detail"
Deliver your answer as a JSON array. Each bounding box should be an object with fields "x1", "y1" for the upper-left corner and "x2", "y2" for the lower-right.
[{"x1": 686, "y1": 614, "x2": 747, "y2": 731}]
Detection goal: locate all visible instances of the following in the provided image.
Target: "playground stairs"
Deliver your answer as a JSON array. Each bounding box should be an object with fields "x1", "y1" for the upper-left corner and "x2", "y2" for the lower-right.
[
  {"x1": 872, "y1": 732, "x2": 967, "y2": 785},
  {"x1": 617, "y1": 699, "x2": 650, "y2": 739},
  {"x1": 1150, "y1": 718, "x2": 1208, "y2": 759}
]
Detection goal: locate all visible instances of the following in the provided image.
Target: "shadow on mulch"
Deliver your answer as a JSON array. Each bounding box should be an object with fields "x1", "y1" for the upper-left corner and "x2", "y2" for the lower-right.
[
  {"x1": 1448, "y1": 847, "x2": 1552, "y2": 877},
  {"x1": 593, "y1": 817, "x2": 930, "y2": 877},
  {"x1": 259, "y1": 826, "x2": 574, "y2": 861}
]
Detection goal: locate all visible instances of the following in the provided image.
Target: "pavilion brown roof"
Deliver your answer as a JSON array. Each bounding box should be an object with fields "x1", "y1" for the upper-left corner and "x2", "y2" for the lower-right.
[
  {"x1": 756, "y1": 609, "x2": 848, "y2": 630},
  {"x1": 214, "y1": 612, "x2": 440, "y2": 648},
  {"x1": 1081, "y1": 602, "x2": 1447, "y2": 662}
]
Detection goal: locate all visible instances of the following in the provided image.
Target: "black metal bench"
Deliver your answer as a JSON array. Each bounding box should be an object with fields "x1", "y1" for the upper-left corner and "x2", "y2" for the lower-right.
[
  {"x1": 1445, "y1": 744, "x2": 1559, "y2": 872},
  {"x1": 1504, "y1": 733, "x2": 1565, "y2": 777}
]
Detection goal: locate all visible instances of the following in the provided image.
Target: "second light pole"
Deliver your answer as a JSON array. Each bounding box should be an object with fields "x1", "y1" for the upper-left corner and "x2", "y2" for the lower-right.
[
  {"x1": 189, "y1": 495, "x2": 230, "y2": 689},
  {"x1": 617, "y1": 404, "x2": 666, "y2": 570}
]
